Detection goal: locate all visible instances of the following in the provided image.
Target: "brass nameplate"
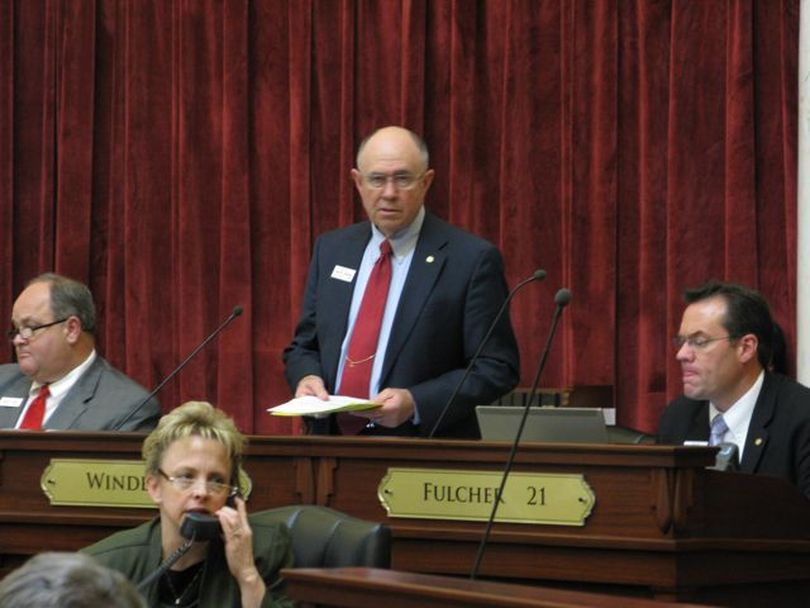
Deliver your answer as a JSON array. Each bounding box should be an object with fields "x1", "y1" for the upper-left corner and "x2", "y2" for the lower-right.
[
  {"x1": 40, "y1": 459, "x2": 254, "y2": 508},
  {"x1": 41, "y1": 459, "x2": 155, "y2": 508},
  {"x1": 378, "y1": 468, "x2": 595, "y2": 526}
]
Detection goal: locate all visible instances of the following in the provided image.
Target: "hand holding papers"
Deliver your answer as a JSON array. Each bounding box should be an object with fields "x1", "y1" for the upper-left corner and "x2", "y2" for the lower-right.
[{"x1": 268, "y1": 395, "x2": 380, "y2": 417}]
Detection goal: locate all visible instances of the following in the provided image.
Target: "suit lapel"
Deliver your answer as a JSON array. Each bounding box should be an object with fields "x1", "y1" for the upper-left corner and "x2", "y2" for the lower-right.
[
  {"x1": 739, "y1": 374, "x2": 775, "y2": 474},
  {"x1": 43, "y1": 357, "x2": 104, "y2": 430},
  {"x1": 381, "y1": 214, "x2": 447, "y2": 383},
  {"x1": 0, "y1": 375, "x2": 33, "y2": 428},
  {"x1": 686, "y1": 402, "x2": 711, "y2": 442},
  {"x1": 321, "y1": 226, "x2": 370, "y2": 388}
]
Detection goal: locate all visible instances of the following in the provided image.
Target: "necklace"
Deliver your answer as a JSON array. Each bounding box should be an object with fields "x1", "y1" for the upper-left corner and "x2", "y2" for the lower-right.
[{"x1": 163, "y1": 562, "x2": 204, "y2": 607}]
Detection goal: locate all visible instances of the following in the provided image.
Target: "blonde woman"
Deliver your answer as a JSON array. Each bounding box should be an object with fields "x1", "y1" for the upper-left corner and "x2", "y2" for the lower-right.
[{"x1": 84, "y1": 401, "x2": 293, "y2": 607}]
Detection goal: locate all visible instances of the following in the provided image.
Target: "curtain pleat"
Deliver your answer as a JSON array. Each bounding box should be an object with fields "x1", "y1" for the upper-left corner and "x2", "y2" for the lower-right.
[
  {"x1": 0, "y1": 0, "x2": 798, "y2": 434},
  {"x1": 0, "y1": 0, "x2": 14, "y2": 321},
  {"x1": 616, "y1": 0, "x2": 673, "y2": 432}
]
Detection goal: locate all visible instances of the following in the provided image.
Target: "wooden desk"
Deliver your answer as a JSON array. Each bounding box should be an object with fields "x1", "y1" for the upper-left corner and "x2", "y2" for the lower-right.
[
  {"x1": 282, "y1": 568, "x2": 713, "y2": 607},
  {"x1": 1, "y1": 432, "x2": 809, "y2": 605}
]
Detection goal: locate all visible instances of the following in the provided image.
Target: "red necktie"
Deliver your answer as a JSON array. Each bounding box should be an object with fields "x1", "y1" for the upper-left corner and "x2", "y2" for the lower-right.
[
  {"x1": 337, "y1": 240, "x2": 393, "y2": 434},
  {"x1": 20, "y1": 384, "x2": 50, "y2": 430}
]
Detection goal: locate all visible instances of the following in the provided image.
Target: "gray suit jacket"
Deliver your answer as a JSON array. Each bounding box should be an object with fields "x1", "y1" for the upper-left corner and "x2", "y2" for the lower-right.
[{"x1": 0, "y1": 356, "x2": 160, "y2": 431}]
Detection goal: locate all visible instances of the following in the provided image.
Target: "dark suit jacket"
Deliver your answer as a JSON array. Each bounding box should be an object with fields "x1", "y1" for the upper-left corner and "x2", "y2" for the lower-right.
[
  {"x1": 658, "y1": 372, "x2": 810, "y2": 498},
  {"x1": 283, "y1": 212, "x2": 520, "y2": 438},
  {"x1": 0, "y1": 356, "x2": 160, "y2": 431}
]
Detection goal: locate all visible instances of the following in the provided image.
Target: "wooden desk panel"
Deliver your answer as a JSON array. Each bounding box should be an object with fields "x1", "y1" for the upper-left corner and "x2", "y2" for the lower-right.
[
  {"x1": 2, "y1": 432, "x2": 810, "y2": 604},
  {"x1": 282, "y1": 568, "x2": 713, "y2": 608}
]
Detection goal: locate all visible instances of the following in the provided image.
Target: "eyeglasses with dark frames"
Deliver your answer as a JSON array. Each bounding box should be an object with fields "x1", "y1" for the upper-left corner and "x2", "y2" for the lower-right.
[{"x1": 7, "y1": 318, "x2": 69, "y2": 341}]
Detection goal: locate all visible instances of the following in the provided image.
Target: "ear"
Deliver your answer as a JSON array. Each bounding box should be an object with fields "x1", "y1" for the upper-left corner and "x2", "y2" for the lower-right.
[
  {"x1": 350, "y1": 168, "x2": 363, "y2": 192},
  {"x1": 737, "y1": 334, "x2": 759, "y2": 365},
  {"x1": 63, "y1": 316, "x2": 83, "y2": 344},
  {"x1": 421, "y1": 168, "x2": 436, "y2": 193},
  {"x1": 146, "y1": 473, "x2": 163, "y2": 505}
]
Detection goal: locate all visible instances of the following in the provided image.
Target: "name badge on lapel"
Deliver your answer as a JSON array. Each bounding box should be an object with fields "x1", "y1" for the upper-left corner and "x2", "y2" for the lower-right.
[
  {"x1": 0, "y1": 396, "x2": 23, "y2": 408},
  {"x1": 331, "y1": 265, "x2": 356, "y2": 283}
]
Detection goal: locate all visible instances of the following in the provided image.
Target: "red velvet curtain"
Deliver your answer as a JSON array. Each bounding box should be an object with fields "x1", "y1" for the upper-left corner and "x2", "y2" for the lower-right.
[{"x1": 0, "y1": 0, "x2": 798, "y2": 435}]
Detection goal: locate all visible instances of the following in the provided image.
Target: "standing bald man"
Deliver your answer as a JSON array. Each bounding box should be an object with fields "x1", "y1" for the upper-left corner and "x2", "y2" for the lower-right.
[
  {"x1": 283, "y1": 126, "x2": 519, "y2": 437},
  {"x1": 0, "y1": 273, "x2": 160, "y2": 431}
]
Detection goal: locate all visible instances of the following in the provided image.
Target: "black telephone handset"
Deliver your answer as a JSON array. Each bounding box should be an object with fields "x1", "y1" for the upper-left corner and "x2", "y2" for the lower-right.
[
  {"x1": 180, "y1": 513, "x2": 222, "y2": 541},
  {"x1": 179, "y1": 494, "x2": 240, "y2": 541},
  {"x1": 138, "y1": 496, "x2": 241, "y2": 592}
]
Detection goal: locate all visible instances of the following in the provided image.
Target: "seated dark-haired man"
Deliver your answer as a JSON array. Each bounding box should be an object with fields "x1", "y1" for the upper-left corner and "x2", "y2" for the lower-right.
[
  {"x1": 658, "y1": 281, "x2": 810, "y2": 498},
  {"x1": 0, "y1": 273, "x2": 160, "y2": 431}
]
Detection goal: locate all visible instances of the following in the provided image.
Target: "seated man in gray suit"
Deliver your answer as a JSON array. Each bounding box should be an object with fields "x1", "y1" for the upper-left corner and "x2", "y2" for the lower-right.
[{"x1": 0, "y1": 273, "x2": 160, "y2": 431}]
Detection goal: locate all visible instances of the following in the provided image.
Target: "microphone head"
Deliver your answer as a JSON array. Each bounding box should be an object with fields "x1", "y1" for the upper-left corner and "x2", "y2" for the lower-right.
[
  {"x1": 232, "y1": 305, "x2": 244, "y2": 317},
  {"x1": 554, "y1": 288, "x2": 572, "y2": 306},
  {"x1": 532, "y1": 269, "x2": 547, "y2": 281}
]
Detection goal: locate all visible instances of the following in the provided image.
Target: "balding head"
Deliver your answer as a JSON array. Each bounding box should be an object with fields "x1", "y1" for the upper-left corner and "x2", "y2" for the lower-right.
[
  {"x1": 351, "y1": 126, "x2": 435, "y2": 237},
  {"x1": 356, "y1": 126, "x2": 429, "y2": 172}
]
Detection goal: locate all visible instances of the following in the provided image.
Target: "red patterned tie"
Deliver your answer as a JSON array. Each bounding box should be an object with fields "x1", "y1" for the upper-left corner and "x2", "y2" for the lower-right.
[
  {"x1": 337, "y1": 240, "x2": 393, "y2": 434},
  {"x1": 20, "y1": 384, "x2": 50, "y2": 430}
]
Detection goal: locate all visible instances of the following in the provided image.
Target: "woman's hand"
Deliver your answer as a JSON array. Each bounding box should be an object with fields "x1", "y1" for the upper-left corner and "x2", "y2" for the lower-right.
[{"x1": 216, "y1": 496, "x2": 266, "y2": 608}]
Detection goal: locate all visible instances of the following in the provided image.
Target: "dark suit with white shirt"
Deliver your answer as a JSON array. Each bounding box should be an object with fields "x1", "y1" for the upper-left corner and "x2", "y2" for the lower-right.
[
  {"x1": 658, "y1": 372, "x2": 810, "y2": 498},
  {"x1": 283, "y1": 212, "x2": 520, "y2": 438}
]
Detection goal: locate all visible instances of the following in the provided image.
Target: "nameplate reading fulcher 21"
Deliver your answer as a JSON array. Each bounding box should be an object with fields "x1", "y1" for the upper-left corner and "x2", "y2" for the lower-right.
[{"x1": 377, "y1": 468, "x2": 595, "y2": 526}]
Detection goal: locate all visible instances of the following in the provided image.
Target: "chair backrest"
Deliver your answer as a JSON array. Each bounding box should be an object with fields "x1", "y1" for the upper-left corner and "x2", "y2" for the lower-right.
[
  {"x1": 259, "y1": 505, "x2": 391, "y2": 568},
  {"x1": 493, "y1": 385, "x2": 614, "y2": 408},
  {"x1": 606, "y1": 425, "x2": 655, "y2": 445}
]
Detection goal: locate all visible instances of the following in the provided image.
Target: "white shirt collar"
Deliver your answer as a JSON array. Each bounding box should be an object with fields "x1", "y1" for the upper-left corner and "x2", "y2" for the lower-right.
[
  {"x1": 31, "y1": 349, "x2": 97, "y2": 399},
  {"x1": 370, "y1": 205, "x2": 425, "y2": 258},
  {"x1": 709, "y1": 370, "x2": 764, "y2": 458}
]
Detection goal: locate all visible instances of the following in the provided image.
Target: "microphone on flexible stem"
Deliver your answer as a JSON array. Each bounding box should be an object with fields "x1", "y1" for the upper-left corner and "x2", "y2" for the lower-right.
[
  {"x1": 427, "y1": 270, "x2": 547, "y2": 439},
  {"x1": 114, "y1": 305, "x2": 244, "y2": 431},
  {"x1": 470, "y1": 287, "x2": 572, "y2": 579}
]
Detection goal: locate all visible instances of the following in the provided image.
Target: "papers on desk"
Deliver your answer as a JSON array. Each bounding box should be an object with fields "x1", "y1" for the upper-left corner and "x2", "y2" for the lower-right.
[{"x1": 268, "y1": 395, "x2": 380, "y2": 417}]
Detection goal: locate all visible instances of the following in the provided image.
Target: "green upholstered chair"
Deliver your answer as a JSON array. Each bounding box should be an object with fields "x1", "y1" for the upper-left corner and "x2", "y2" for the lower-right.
[{"x1": 260, "y1": 505, "x2": 391, "y2": 568}]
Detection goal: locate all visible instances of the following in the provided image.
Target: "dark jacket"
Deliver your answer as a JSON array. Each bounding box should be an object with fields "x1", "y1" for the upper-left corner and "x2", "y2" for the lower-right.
[
  {"x1": 658, "y1": 372, "x2": 810, "y2": 498},
  {"x1": 283, "y1": 212, "x2": 520, "y2": 437},
  {"x1": 83, "y1": 513, "x2": 294, "y2": 608}
]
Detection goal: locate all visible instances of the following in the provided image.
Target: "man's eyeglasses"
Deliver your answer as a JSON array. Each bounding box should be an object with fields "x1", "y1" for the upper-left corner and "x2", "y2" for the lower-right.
[
  {"x1": 7, "y1": 318, "x2": 69, "y2": 341},
  {"x1": 361, "y1": 171, "x2": 425, "y2": 190},
  {"x1": 158, "y1": 469, "x2": 238, "y2": 497},
  {"x1": 672, "y1": 334, "x2": 735, "y2": 350}
]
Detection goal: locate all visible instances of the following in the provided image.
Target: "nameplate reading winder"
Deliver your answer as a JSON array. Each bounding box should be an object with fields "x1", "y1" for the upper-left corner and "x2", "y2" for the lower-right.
[{"x1": 40, "y1": 459, "x2": 252, "y2": 508}]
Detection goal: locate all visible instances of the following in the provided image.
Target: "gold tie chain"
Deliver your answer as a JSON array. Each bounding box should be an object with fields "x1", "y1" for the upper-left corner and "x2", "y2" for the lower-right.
[{"x1": 345, "y1": 353, "x2": 375, "y2": 367}]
